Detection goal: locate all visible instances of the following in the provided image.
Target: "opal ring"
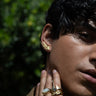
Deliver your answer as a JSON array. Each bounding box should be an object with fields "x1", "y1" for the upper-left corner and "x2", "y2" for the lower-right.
[{"x1": 42, "y1": 88, "x2": 51, "y2": 95}]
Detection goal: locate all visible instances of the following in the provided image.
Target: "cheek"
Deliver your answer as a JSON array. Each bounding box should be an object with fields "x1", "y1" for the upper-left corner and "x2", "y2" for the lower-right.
[
  {"x1": 49, "y1": 36, "x2": 90, "y2": 82},
  {"x1": 50, "y1": 39, "x2": 87, "y2": 72}
]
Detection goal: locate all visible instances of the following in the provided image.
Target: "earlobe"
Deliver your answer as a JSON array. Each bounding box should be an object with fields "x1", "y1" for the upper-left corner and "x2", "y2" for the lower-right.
[{"x1": 41, "y1": 23, "x2": 53, "y2": 52}]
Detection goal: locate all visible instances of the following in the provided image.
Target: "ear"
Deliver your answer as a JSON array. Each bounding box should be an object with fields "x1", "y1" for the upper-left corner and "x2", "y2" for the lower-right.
[{"x1": 41, "y1": 23, "x2": 53, "y2": 52}]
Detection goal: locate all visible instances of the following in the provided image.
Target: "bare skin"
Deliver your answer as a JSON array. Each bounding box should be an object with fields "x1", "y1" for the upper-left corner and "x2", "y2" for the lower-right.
[
  {"x1": 35, "y1": 21, "x2": 96, "y2": 96},
  {"x1": 35, "y1": 69, "x2": 62, "y2": 96}
]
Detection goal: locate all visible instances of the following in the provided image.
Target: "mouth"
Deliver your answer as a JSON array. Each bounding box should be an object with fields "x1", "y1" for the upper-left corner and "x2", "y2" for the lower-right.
[
  {"x1": 81, "y1": 69, "x2": 96, "y2": 84},
  {"x1": 83, "y1": 69, "x2": 96, "y2": 78}
]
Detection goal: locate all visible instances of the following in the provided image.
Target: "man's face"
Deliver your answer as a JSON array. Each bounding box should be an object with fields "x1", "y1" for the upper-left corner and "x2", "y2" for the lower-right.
[{"x1": 48, "y1": 21, "x2": 96, "y2": 96}]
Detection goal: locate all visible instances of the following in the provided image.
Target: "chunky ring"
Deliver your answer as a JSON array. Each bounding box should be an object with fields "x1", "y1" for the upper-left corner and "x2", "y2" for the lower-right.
[
  {"x1": 51, "y1": 85, "x2": 63, "y2": 95},
  {"x1": 42, "y1": 88, "x2": 51, "y2": 95},
  {"x1": 51, "y1": 89, "x2": 63, "y2": 95}
]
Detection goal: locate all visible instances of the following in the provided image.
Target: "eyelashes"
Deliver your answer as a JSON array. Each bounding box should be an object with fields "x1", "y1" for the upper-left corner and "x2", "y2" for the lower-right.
[
  {"x1": 74, "y1": 24, "x2": 96, "y2": 44},
  {"x1": 74, "y1": 31, "x2": 91, "y2": 44},
  {"x1": 77, "y1": 31, "x2": 96, "y2": 44},
  {"x1": 78, "y1": 31, "x2": 89, "y2": 40}
]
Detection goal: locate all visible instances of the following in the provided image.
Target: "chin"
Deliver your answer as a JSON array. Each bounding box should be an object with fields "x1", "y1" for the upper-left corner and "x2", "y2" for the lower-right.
[
  {"x1": 72, "y1": 91, "x2": 95, "y2": 96},
  {"x1": 62, "y1": 83, "x2": 96, "y2": 96},
  {"x1": 65, "y1": 90, "x2": 95, "y2": 96}
]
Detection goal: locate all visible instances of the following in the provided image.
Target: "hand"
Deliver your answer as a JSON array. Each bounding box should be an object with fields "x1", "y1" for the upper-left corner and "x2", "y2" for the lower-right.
[{"x1": 35, "y1": 69, "x2": 62, "y2": 96}]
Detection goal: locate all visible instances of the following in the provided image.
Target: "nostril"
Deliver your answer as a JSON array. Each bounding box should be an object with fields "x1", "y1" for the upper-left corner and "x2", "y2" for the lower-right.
[{"x1": 89, "y1": 58, "x2": 96, "y2": 66}]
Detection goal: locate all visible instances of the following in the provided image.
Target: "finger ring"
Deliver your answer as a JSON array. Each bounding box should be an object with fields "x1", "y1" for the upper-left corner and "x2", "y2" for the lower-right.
[
  {"x1": 42, "y1": 88, "x2": 51, "y2": 95},
  {"x1": 51, "y1": 85, "x2": 63, "y2": 95}
]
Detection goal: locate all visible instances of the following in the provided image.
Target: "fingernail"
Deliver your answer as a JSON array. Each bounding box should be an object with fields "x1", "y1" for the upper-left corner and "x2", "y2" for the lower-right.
[
  {"x1": 53, "y1": 69, "x2": 57, "y2": 74},
  {"x1": 37, "y1": 83, "x2": 40, "y2": 86},
  {"x1": 41, "y1": 70, "x2": 46, "y2": 74}
]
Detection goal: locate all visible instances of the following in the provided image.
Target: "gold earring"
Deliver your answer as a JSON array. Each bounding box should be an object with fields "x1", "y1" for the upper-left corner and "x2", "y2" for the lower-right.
[{"x1": 42, "y1": 42, "x2": 50, "y2": 50}]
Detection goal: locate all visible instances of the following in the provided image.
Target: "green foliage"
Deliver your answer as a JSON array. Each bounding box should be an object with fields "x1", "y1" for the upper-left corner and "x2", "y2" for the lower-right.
[{"x1": 0, "y1": 0, "x2": 53, "y2": 96}]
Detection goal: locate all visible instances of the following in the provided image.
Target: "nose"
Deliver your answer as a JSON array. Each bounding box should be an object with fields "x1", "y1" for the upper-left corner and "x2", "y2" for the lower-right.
[{"x1": 89, "y1": 57, "x2": 96, "y2": 67}]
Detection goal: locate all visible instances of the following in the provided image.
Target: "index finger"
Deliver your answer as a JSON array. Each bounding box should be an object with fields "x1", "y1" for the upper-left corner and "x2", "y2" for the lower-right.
[{"x1": 53, "y1": 69, "x2": 61, "y2": 88}]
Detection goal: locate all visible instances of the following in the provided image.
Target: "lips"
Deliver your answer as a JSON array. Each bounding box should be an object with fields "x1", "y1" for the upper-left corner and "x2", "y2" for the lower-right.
[
  {"x1": 82, "y1": 69, "x2": 96, "y2": 78},
  {"x1": 81, "y1": 69, "x2": 96, "y2": 84}
]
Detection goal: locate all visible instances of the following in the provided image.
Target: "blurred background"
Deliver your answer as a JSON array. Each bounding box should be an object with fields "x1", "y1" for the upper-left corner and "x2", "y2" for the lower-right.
[{"x1": 0, "y1": 0, "x2": 53, "y2": 96}]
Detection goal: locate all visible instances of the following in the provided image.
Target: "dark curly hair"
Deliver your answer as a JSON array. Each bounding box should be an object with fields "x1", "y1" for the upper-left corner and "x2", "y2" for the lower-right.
[{"x1": 41, "y1": 0, "x2": 96, "y2": 63}]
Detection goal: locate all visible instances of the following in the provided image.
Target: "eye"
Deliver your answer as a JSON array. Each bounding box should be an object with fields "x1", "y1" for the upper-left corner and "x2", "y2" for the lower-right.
[
  {"x1": 78, "y1": 31, "x2": 95, "y2": 44},
  {"x1": 78, "y1": 31, "x2": 89, "y2": 40},
  {"x1": 74, "y1": 26, "x2": 96, "y2": 44},
  {"x1": 76, "y1": 31, "x2": 93, "y2": 44}
]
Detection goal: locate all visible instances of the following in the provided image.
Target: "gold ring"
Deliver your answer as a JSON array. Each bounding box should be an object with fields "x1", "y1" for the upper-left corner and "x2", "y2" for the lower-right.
[
  {"x1": 51, "y1": 89, "x2": 63, "y2": 95},
  {"x1": 51, "y1": 85, "x2": 63, "y2": 95}
]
